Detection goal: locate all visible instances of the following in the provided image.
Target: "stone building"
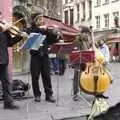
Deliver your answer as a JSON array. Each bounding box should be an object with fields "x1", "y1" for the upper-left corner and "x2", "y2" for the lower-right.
[
  {"x1": 92, "y1": 0, "x2": 120, "y2": 61},
  {"x1": 62, "y1": 0, "x2": 92, "y2": 29}
]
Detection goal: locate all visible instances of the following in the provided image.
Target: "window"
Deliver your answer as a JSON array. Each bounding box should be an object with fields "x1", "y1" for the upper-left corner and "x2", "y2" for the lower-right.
[
  {"x1": 104, "y1": 14, "x2": 109, "y2": 28},
  {"x1": 76, "y1": 4, "x2": 80, "y2": 22},
  {"x1": 64, "y1": 11, "x2": 68, "y2": 24},
  {"x1": 70, "y1": 9, "x2": 74, "y2": 26},
  {"x1": 113, "y1": 12, "x2": 119, "y2": 27},
  {"x1": 88, "y1": 1, "x2": 92, "y2": 20},
  {"x1": 113, "y1": 11, "x2": 119, "y2": 17},
  {"x1": 65, "y1": 0, "x2": 68, "y2": 4},
  {"x1": 95, "y1": 16, "x2": 100, "y2": 28},
  {"x1": 96, "y1": 0, "x2": 101, "y2": 6},
  {"x1": 104, "y1": 0, "x2": 109, "y2": 3},
  {"x1": 81, "y1": 2, "x2": 85, "y2": 21}
]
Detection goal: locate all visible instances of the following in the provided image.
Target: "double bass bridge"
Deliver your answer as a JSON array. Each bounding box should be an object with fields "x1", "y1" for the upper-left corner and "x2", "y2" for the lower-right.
[{"x1": 92, "y1": 66, "x2": 100, "y2": 76}]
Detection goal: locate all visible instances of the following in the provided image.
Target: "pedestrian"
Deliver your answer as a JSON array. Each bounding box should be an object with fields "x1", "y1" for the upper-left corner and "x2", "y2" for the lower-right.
[
  {"x1": 113, "y1": 43, "x2": 119, "y2": 62},
  {"x1": 57, "y1": 39, "x2": 67, "y2": 76},
  {"x1": 97, "y1": 39, "x2": 113, "y2": 84},
  {"x1": 49, "y1": 53, "x2": 59, "y2": 75},
  {"x1": 26, "y1": 13, "x2": 60, "y2": 102},
  {"x1": 0, "y1": 12, "x2": 23, "y2": 109},
  {"x1": 98, "y1": 40, "x2": 110, "y2": 65}
]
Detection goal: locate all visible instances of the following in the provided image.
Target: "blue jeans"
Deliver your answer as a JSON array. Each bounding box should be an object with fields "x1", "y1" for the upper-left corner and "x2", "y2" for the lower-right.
[{"x1": 51, "y1": 58, "x2": 59, "y2": 72}]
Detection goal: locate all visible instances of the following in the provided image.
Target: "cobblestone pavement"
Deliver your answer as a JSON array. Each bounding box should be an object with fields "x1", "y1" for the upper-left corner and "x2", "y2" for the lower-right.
[{"x1": 0, "y1": 63, "x2": 120, "y2": 120}]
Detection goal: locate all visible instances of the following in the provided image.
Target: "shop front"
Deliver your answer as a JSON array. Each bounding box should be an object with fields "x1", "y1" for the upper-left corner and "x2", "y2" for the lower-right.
[{"x1": 107, "y1": 33, "x2": 120, "y2": 62}]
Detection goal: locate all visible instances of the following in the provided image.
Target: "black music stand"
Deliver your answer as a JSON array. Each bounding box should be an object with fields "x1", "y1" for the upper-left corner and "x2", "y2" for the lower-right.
[{"x1": 50, "y1": 42, "x2": 75, "y2": 105}]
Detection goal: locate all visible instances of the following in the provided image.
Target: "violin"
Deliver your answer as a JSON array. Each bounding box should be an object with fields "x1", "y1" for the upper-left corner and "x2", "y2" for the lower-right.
[
  {"x1": 0, "y1": 18, "x2": 28, "y2": 38},
  {"x1": 79, "y1": 28, "x2": 111, "y2": 95}
]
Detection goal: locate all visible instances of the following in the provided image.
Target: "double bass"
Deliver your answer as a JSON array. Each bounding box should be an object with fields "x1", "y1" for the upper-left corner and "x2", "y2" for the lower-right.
[{"x1": 80, "y1": 28, "x2": 111, "y2": 96}]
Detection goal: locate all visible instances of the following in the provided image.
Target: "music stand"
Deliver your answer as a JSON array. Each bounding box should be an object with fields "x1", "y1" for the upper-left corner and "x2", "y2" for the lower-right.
[
  {"x1": 50, "y1": 42, "x2": 75, "y2": 105},
  {"x1": 20, "y1": 33, "x2": 46, "y2": 50},
  {"x1": 69, "y1": 50, "x2": 95, "y2": 102},
  {"x1": 50, "y1": 42, "x2": 75, "y2": 54},
  {"x1": 69, "y1": 50, "x2": 95, "y2": 64}
]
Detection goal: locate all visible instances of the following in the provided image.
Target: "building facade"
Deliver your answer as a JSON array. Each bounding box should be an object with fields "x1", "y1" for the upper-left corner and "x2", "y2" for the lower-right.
[
  {"x1": 93, "y1": 0, "x2": 120, "y2": 31},
  {"x1": 62, "y1": 0, "x2": 92, "y2": 29},
  {"x1": 62, "y1": 0, "x2": 120, "y2": 61},
  {"x1": 92, "y1": 0, "x2": 120, "y2": 61}
]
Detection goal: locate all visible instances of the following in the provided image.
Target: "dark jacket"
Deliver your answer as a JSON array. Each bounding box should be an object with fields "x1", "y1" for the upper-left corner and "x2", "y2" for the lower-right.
[
  {"x1": 26, "y1": 27, "x2": 59, "y2": 57},
  {"x1": 0, "y1": 31, "x2": 22, "y2": 64}
]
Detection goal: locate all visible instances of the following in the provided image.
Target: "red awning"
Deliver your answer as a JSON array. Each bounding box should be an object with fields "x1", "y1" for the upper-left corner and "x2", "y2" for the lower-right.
[
  {"x1": 108, "y1": 39, "x2": 120, "y2": 43},
  {"x1": 41, "y1": 16, "x2": 79, "y2": 42},
  {"x1": 107, "y1": 33, "x2": 120, "y2": 40},
  {"x1": 107, "y1": 33, "x2": 120, "y2": 43}
]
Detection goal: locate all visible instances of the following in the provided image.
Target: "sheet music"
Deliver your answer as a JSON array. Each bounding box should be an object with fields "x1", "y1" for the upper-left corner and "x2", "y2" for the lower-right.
[
  {"x1": 21, "y1": 33, "x2": 46, "y2": 50},
  {"x1": 31, "y1": 35, "x2": 46, "y2": 50}
]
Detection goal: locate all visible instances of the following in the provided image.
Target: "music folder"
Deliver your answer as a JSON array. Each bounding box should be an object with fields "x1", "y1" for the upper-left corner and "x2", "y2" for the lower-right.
[
  {"x1": 20, "y1": 33, "x2": 46, "y2": 50},
  {"x1": 50, "y1": 42, "x2": 75, "y2": 54}
]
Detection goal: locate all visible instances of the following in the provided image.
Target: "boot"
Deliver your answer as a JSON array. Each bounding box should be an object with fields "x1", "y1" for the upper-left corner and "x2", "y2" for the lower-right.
[
  {"x1": 45, "y1": 95, "x2": 56, "y2": 103},
  {"x1": 4, "y1": 102, "x2": 20, "y2": 109},
  {"x1": 34, "y1": 96, "x2": 41, "y2": 102}
]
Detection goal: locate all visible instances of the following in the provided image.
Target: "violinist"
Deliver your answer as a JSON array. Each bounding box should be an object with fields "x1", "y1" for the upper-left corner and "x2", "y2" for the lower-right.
[
  {"x1": 0, "y1": 12, "x2": 23, "y2": 109},
  {"x1": 25, "y1": 13, "x2": 60, "y2": 103}
]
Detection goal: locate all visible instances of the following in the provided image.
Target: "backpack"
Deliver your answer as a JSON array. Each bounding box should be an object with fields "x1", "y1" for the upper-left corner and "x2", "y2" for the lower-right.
[{"x1": 11, "y1": 79, "x2": 30, "y2": 98}]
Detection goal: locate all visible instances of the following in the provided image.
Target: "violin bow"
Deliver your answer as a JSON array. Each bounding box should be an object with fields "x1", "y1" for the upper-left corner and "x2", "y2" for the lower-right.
[{"x1": 12, "y1": 18, "x2": 24, "y2": 25}]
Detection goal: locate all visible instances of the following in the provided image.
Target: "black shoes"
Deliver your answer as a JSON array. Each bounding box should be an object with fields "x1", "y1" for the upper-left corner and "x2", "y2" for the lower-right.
[
  {"x1": 96, "y1": 95, "x2": 109, "y2": 99},
  {"x1": 34, "y1": 96, "x2": 56, "y2": 103},
  {"x1": 73, "y1": 94, "x2": 80, "y2": 101},
  {"x1": 46, "y1": 96, "x2": 56, "y2": 103},
  {"x1": 4, "y1": 102, "x2": 20, "y2": 109},
  {"x1": 34, "y1": 96, "x2": 41, "y2": 102}
]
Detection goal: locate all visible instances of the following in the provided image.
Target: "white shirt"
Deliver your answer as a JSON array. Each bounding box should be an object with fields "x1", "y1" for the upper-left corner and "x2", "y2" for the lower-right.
[{"x1": 99, "y1": 44, "x2": 110, "y2": 64}]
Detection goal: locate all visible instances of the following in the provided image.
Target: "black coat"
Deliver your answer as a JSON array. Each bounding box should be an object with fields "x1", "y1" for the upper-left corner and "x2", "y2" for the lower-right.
[
  {"x1": 0, "y1": 31, "x2": 22, "y2": 64},
  {"x1": 26, "y1": 27, "x2": 59, "y2": 57}
]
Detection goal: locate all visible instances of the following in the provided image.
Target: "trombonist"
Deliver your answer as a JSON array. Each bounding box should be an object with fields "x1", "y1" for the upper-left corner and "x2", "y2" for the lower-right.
[{"x1": 0, "y1": 11, "x2": 24, "y2": 109}]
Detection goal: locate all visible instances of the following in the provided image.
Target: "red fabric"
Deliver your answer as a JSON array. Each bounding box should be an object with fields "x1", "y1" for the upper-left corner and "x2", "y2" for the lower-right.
[
  {"x1": 108, "y1": 34, "x2": 120, "y2": 43},
  {"x1": 113, "y1": 48, "x2": 119, "y2": 56},
  {"x1": 42, "y1": 16, "x2": 79, "y2": 42},
  {"x1": 69, "y1": 50, "x2": 95, "y2": 64},
  {"x1": 50, "y1": 42, "x2": 75, "y2": 54}
]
